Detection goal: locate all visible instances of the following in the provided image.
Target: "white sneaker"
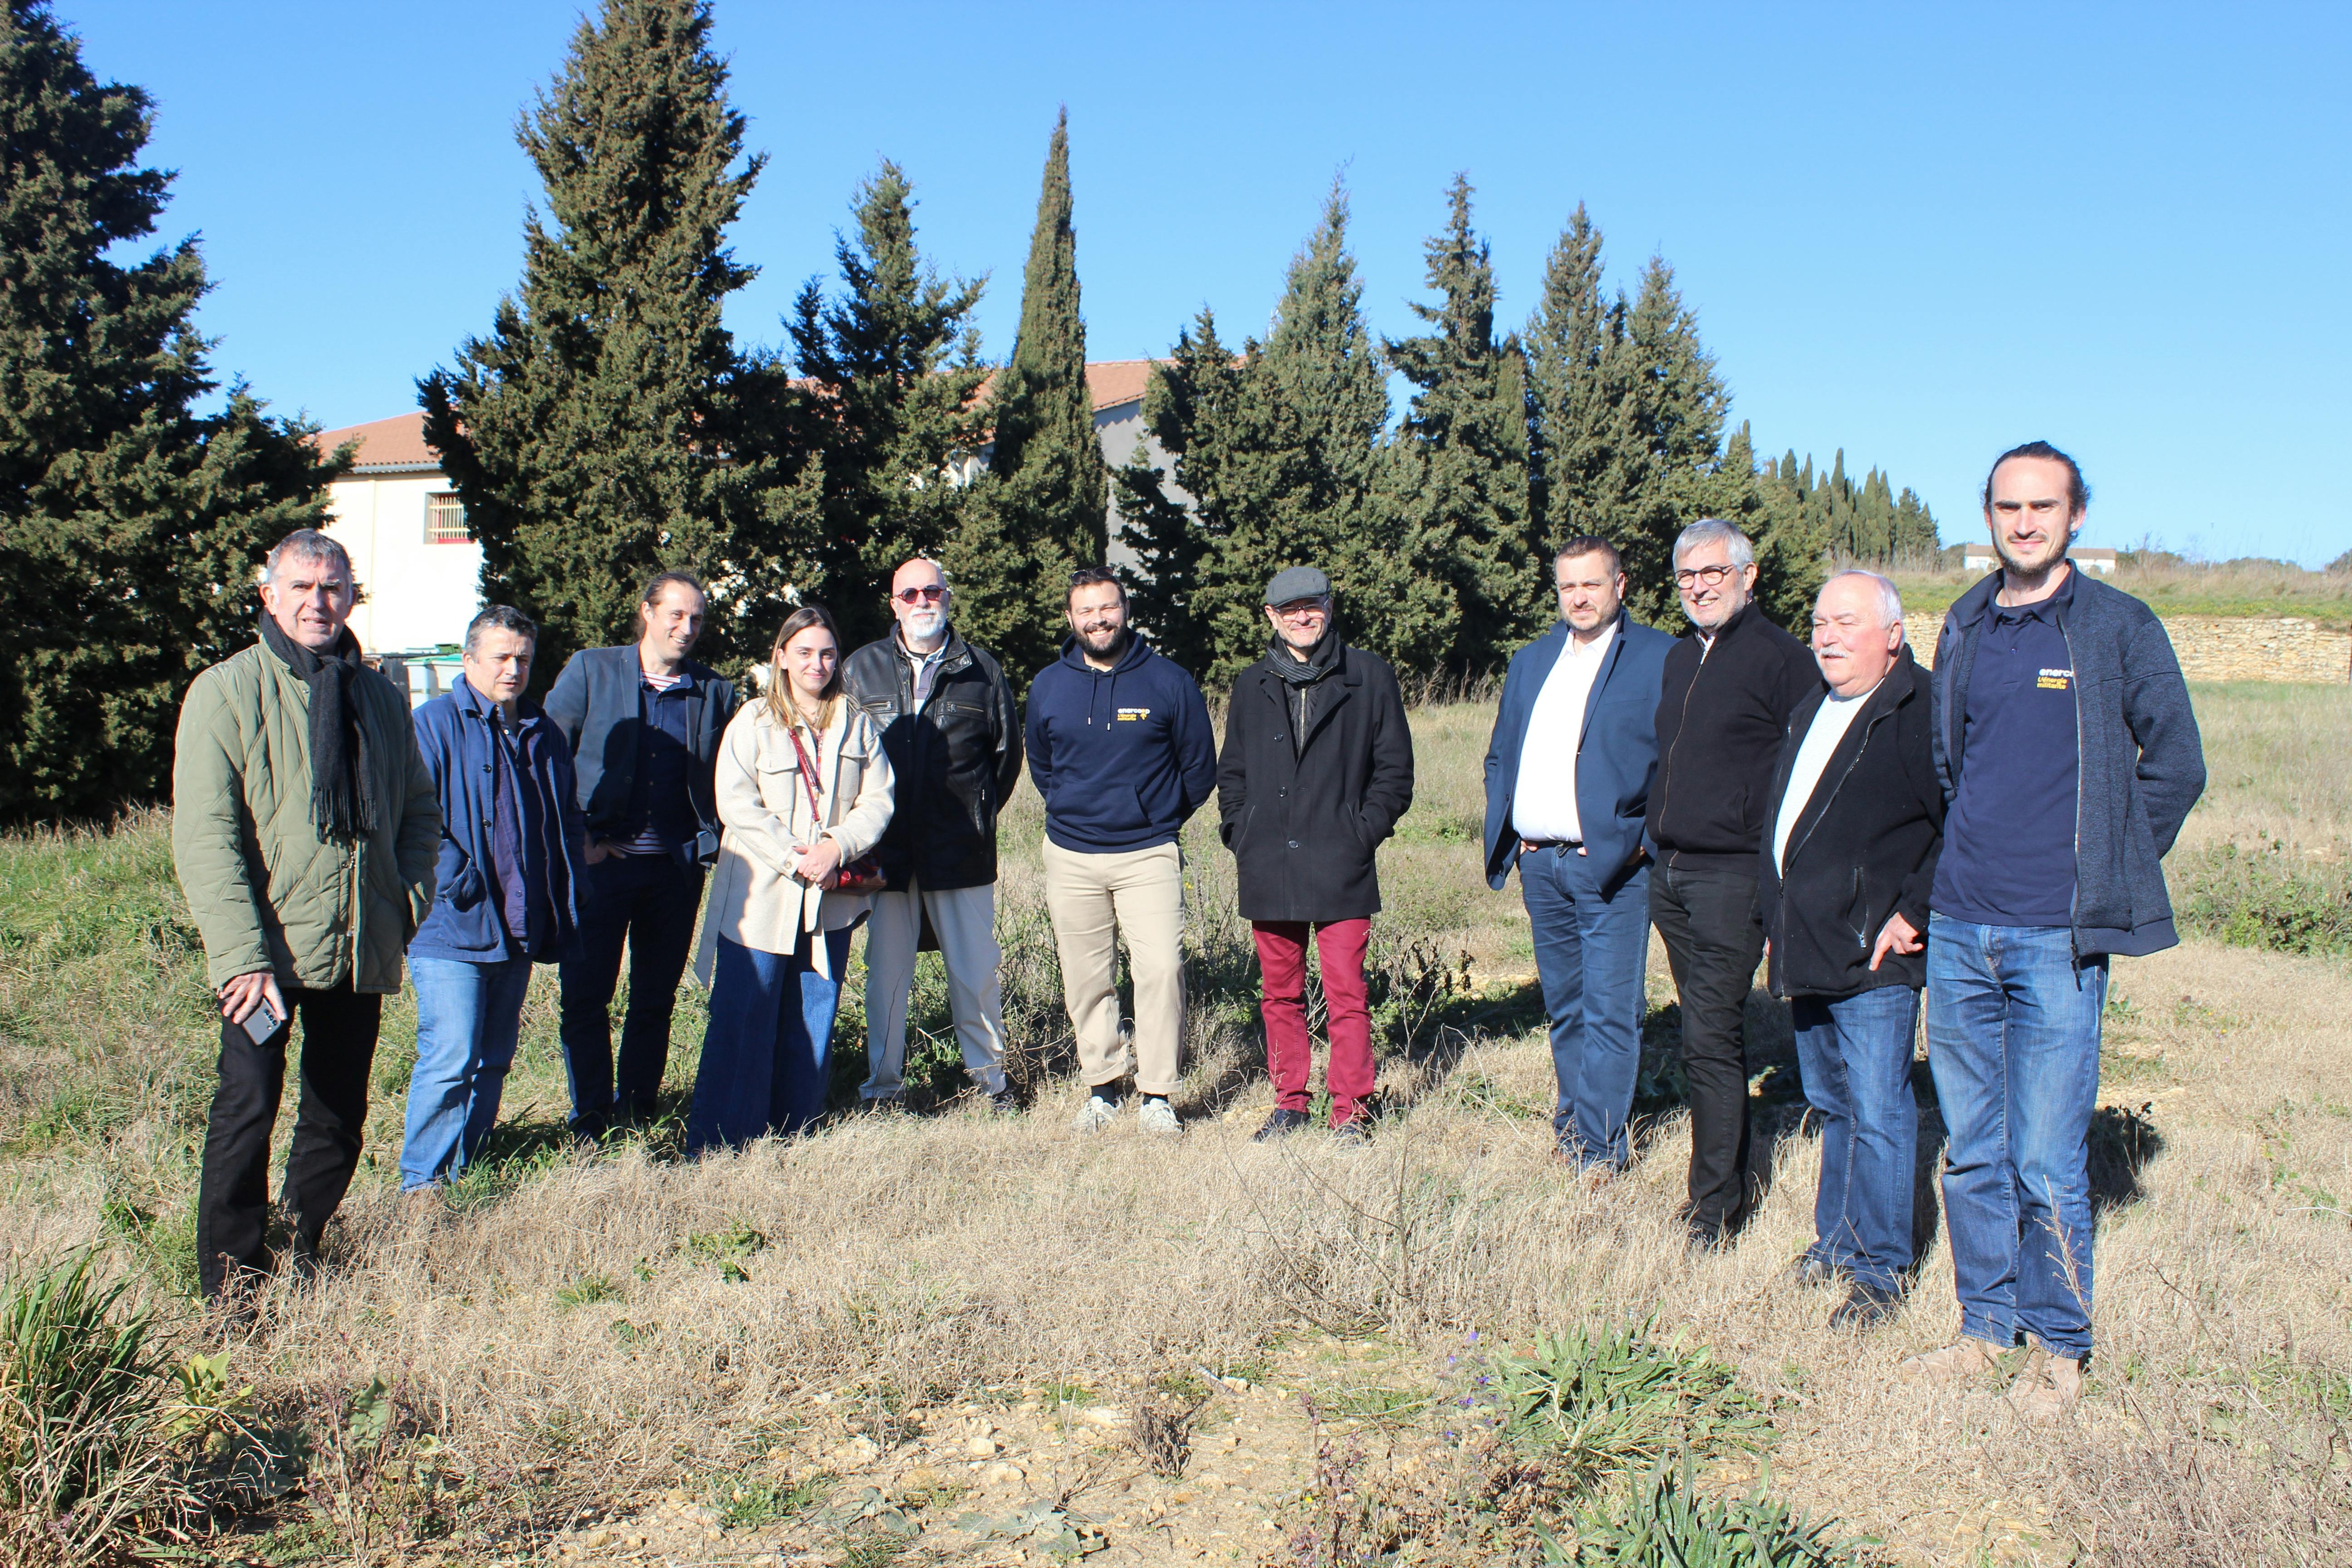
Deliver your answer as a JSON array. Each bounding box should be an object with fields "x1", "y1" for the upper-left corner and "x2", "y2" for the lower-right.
[
  {"x1": 1137, "y1": 1098, "x2": 1181, "y2": 1136},
  {"x1": 1071, "y1": 1095, "x2": 1119, "y2": 1134}
]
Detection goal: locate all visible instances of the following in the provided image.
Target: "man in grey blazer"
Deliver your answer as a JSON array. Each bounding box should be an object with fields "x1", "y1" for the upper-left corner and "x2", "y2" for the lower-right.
[{"x1": 543, "y1": 571, "x2": 739, "y2": 1139}]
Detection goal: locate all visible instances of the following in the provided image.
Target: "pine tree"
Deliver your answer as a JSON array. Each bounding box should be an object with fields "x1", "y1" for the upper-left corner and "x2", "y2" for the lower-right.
[
  {"x1": 419, "y1": 0, "x2": 809, "y2": 686},
  {"x1": 1112, "y1": 307, "x2": 1250, "y2": 677},
  {"x1": 1525, "y1": 205, "x2": 1615, "y2": 548},
  {"x1": 0, "y1": 0, "x2": 345, "y2": 822},
  {"x1": 786, "y1": 161, "x2": 989, "y2": 650},
  {"x1": 1124, "y1": 182, "x2": 1401, "y2": 688},
  {"x1": 949, "y1": 108, "x2": 1104, "y2": 686},
  {"x1": 1381, "y1": 174, "x2": 1543, "y2": 675}
]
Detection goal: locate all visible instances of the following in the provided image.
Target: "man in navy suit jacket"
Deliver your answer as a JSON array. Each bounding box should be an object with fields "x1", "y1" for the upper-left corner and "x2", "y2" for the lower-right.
[{"x1": 1483, "y1": 536, "x2": 1675, "y2": 1176}]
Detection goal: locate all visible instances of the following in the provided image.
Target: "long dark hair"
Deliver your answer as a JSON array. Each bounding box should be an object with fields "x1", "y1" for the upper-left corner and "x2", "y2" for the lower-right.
[{"x1": 764, "y1": 602, "x2": 844, "y2": 729}]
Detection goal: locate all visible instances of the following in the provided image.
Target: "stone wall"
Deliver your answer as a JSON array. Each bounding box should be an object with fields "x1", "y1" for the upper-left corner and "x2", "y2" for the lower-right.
[{"x1": 1901, "y1": 612, "x2": 2350, "y2": 684}]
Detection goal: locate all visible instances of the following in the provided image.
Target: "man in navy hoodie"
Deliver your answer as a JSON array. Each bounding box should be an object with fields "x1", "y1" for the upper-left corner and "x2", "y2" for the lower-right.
[{"x1": 1027, "y1": 567, "x2": 1216, "y2": 1134}]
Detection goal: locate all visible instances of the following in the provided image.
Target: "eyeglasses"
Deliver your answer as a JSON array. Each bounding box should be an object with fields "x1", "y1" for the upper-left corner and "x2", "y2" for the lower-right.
[
  {"x1": 892, "y1": 585, "x2": 946, "y2": 604},
  {"x1": 1272, "y1": 599, "x2": 1329, "y2": 620},
  {"x1": 1674, "y1": 564, "x2": 1736, "y2": 588}
]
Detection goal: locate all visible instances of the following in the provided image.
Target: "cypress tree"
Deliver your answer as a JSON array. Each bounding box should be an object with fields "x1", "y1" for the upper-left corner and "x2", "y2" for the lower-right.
[
  {"x1": 787, "y1": 161, "x2": 989, "y2": 650},
  {"x1": 949, "y1": 108, "x2": 1104, "y2": 685},
  {"x1": 1129, "y1": 177, "x2": 1401, "y2": 686},
  {"x1": 419, "y1": 0, "x2": 808, "y2": 686},
  {"x1": 0, "y1": 0, "x2": 344, "y2": 822},
  {"x1": 1112, "y1": 307, "x2": 1250, "y2": 677},
  {"x1": 1381, "y1": 174, "x2": 1543, "y2": 674},
  {"x1": 1525, "y1": 204, "x2": 1622, "y2": 549}
]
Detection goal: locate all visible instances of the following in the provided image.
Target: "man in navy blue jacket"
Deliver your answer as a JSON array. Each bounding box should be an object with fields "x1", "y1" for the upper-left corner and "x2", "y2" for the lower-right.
[
  {"x1": 405, "y1": 606, "x2": 589, "y2": 1188},
  {"x1": 1027, "y1": 568, "x2": 1216, "y2": 1135},
  {"x1": 543, "y1": 572, "x2": 739, "y2": 1138},
  {"x1": 1483, "y1": 538, "x2": 1675, "y2": 1176},
  {"x1": 1903, "y1": 442, "x2": 2204, "y2": 1419}
]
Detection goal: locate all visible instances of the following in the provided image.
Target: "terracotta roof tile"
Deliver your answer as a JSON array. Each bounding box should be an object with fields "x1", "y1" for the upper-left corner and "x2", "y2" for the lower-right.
[{"x1": 313, "y1": 411, "x2": 439, "y2": 471}]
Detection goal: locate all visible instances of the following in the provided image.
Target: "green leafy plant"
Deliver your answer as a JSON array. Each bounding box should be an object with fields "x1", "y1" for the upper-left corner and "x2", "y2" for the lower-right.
[
  {"x1": 1542, "y1": 1463, "x2": 1878, "y2": 1566},
  {"x1": 686, "y1": 1221, "x2": 769, "y2": 1282},
  {"x1": 1471, "y1": 1320, "x2": 1773, "y2": 1491}
]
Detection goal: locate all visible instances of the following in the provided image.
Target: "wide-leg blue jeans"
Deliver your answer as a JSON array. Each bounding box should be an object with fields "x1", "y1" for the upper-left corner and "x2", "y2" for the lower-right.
[
  {"x1": 402, "y1": 955, "x2": 534, "y2": 1190},
  {"x1": 1926, "y1": 916, "x2": 2107, "y2": 1360},
  {"x1": 686, "y1": 930, "x2": 853, "y2": 1152},
  {"x1": 1792, "y1": 984, "x2": 1920, "y2": 1292},
  {"x1": 1519, "y1": 847, "x2": 1652, "y2": 1171}
]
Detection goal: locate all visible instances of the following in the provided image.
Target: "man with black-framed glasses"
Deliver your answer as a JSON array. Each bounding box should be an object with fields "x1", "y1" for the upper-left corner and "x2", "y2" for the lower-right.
[
  {"x1": 842, "y1": 557, "x2": 1024, "y2": 1109},
  {"x1": 1647, "y1": 519, "x2": 1821, "y2": 1251}
]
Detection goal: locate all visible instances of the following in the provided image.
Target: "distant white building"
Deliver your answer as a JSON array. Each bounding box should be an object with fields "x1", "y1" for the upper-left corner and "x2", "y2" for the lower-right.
[
  {"x1": 314, "y1": 361, "x2": 1181, "y2": 655},
  {"x1": 313, "y1": 412, "x2": 481, "y2": 654},
  {"x1": 1961, "y1": 544, "x2": 2116, "y2": 576}
]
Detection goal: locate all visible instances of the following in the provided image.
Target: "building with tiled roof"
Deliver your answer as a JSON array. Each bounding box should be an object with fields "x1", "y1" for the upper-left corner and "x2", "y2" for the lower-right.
[{"x1": 313, "y1": 360, "x2": 1178, "y2": 654}]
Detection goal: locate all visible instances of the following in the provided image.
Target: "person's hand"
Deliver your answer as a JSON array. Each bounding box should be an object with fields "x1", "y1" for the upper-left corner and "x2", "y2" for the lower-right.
[
  {"x1": 218, "y1": 970, "x2": 286, "y2": 1031},
  {"x1": 1869, "y1": 912, "x2": 1923, "y2": 972},
  {"x1": 583, "y1": 838, "x2": 613, "y2": 865},
  {"x1": 793, "y1": 836, "x2": 843, "y2": 888}
]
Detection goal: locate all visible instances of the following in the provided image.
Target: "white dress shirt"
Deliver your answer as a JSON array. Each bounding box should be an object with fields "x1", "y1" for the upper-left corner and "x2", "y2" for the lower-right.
[
  {"x1": 1771, "y1": 683, "x2": 1875, "y2": 874},
  {"x1": 1512, "y1": 619, "x2": 1620, "y2": 844}
]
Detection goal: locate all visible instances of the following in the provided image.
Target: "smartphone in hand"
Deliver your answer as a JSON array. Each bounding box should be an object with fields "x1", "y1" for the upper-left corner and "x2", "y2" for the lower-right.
[{"x1": 238, "y1": 994, "x2": 286, "y2": 1047}]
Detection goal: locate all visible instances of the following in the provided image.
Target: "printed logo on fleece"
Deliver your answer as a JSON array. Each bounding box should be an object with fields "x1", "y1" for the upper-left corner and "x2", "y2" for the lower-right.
[{"x1": 1027, "y1": 636, "x2": 1215, "y2": 854}]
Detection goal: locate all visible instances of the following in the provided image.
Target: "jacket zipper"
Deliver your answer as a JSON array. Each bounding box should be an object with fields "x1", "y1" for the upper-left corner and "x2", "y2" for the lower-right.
[{"x1": 1654, "y1": 637, "x2": 1710, "y2": 867}]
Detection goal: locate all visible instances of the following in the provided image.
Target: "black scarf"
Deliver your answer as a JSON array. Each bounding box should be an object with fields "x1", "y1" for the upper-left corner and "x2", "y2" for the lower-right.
[
  {"x1": 1265, "y1": 633, "x2": 1341, "y2": 757},
  {"x1": 1265, "y1": 630, "x2": 1340, "y2": 686},
  {"x1": 259, "y1": 613, "x2": 379, "y2": 844}
]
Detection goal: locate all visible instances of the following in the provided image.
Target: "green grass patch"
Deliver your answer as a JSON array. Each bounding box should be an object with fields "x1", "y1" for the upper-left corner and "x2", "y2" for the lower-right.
[
  {"x1": 1543, "y1": 1463, "x2": 1878, "y2": 1566},
  {"x1": 2175, "y1": 838, "x2": 2352, "y2": 957}
]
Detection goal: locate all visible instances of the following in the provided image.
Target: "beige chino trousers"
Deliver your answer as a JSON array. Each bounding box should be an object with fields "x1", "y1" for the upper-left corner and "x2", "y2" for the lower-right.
[
  {"x1": 860, "y1": 880, "x2": 1009, "y2": 1099},
  {"x1": 1039, "y1": 838, "x2": 1186, "y2": 1097}
]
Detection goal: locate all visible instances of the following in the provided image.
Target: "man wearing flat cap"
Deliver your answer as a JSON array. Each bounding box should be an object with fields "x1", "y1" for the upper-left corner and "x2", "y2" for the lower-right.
[{"x1": 1216, "y1": 566, "x2": 1415, "y2": 1142}]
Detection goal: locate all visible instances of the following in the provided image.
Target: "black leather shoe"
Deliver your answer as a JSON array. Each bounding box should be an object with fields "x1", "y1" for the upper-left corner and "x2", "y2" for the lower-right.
[
  {"x1": 1253, "y1": 1109, "x2": 1312, "y2": 1142},
  {"x1": 1829, "y1": 1281, "x2": 1906, "y2": 1330},
  {"x1": 1685, "y1": 1222, "x2": 1733, "y2": 1256},
  {"x1": 1330, "y1": 1117, "x2": 1371, "y2": 1148},
  {"x1": 1787, "y1": 1254, "x2": 1844, "y2": 1291}
]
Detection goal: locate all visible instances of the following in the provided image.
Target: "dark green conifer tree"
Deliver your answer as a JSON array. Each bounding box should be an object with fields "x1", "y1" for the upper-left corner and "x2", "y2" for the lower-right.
[
  {"x1": 1112, "y1": 308, "x2": 1251, "y2": 677},
  {"x1": 1126, "y1": 182, "x2": 1400, "y2": 687},
  {"x1": 419, "y1": 0, "x2": 810, "y2": 686},
  {"x1": 950, "y1": 108, "x2": 1104, "y2": 685},
  {"x1": 0, "y1": 0, "x2": 345, "y2": 821},
  {"x1": 1381, "y1": 175, "x2": 1543, "y2": 674},
  {"x1": 1525, "y1": 205, "x2": 1615, "y2": 548},
  {"x1": 786, "y1": 161, "x2": 989, "y2": 649}
]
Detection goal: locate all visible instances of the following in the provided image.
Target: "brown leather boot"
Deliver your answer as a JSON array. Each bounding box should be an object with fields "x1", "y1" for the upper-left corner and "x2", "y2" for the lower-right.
[{"x1": 1897, "y1": 1337, "x2": 2006, "y2": 1385}]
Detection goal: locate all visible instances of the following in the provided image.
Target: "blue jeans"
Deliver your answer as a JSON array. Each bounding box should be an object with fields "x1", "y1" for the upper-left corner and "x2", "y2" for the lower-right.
[
  {"x1": 1926, "y1": 917, "x2": 2107, "y2": 1360},
  {"x1": 1792, "y1": 985, "x2": 1921, "y2": 1292},
  {"x1": 559, "y1": 852, "x2": 705, "y2": 1129},
  {"x1": 687, "y1": 930, "x2": 853, "y2": 1152},
  {"x1": 402, "y1": 955, "x2": 534, "y2": 1190},
  {"x1": 1520, "y1": 848, "x2": 1652, "y2": 1170}
]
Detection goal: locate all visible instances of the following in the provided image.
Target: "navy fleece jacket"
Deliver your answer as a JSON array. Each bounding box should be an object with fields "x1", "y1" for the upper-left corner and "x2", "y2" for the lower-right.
[{"x1": 1026, "y1": 633, "x2": 1216, "y2": 853}]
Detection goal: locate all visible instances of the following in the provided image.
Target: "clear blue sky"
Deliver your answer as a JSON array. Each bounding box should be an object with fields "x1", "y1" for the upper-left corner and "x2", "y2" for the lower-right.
[{"x1": 65, "y1": 0, "x2": 2352, "y2": 566}]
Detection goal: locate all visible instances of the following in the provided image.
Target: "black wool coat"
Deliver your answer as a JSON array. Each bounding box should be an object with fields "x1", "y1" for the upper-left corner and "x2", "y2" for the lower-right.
[
  {"x1": 1216, "y1": 644, "x2": 1415, "y2": 923},
  {"x1": 1758, "y1": 647, "x2": 1945, "y2": 999}
]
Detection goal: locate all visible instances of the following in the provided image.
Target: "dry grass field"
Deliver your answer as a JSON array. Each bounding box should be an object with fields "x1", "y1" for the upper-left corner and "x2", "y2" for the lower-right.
[{"x1": 0, "y1": 686, "x2": 2347, "y2": 1566}]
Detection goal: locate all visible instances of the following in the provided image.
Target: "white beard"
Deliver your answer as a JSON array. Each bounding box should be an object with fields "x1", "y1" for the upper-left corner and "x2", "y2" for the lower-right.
[{"x1": 903, "y1": 609, "x2": 946, "y2": 644}]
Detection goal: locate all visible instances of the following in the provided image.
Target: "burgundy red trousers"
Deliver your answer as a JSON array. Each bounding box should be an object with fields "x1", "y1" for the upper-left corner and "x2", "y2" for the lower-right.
[{"x1": 1253, "y1": 918, "x2": 1374, "y2": 1125}]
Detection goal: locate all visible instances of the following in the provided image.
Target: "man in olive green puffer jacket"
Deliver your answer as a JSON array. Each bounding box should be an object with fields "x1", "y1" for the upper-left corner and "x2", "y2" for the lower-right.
[{"x1": 172, "y1": 529, "x2": 439, "y2": 1302}]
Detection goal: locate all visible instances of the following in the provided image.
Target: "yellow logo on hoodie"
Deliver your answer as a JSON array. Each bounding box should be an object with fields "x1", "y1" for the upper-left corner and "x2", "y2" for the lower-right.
[{"x1": 1115, "y1": 707, "x2": 1152, "y2": 721}]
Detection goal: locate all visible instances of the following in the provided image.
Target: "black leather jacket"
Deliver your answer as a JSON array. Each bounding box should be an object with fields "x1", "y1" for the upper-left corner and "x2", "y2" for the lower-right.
[{"x1": 842, "y1": 628, "x2": 1024, "y2": 891}]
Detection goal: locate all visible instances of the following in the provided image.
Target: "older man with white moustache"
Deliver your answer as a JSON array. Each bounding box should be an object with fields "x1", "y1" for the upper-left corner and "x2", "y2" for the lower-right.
[
  {"x1": 841, "y1": 557, "x2": 1024, "y2": 1109},
  {"x1": 1758, "y1": 571, "x2": 1945, "y2": 1331}
]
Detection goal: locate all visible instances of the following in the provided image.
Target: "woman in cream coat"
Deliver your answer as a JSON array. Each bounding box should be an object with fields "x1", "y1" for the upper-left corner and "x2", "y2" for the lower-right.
[{"x1": 686, "y1": 605, "x2": 893, "y2": 1150}]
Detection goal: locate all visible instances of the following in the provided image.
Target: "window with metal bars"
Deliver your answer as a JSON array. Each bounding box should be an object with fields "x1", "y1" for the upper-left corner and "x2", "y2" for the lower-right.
[{"x1": 425, "y1": 493, "x2": 470, "y2": 544}]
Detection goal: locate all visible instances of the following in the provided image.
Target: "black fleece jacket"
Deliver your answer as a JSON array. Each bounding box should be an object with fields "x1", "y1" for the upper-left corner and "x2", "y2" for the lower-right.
[{"x1": 1646, "y1": 602, "x2": 1821, "y2": 872}]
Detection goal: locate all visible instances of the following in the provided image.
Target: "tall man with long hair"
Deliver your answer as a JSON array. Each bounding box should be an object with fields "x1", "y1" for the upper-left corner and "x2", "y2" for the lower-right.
[{"x1": 545, "y1": 571, "x2": 739, "y2": 1138}]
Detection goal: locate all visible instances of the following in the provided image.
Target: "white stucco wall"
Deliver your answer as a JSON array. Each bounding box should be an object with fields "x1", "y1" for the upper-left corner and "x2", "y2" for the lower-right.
[{"x1": 323, "y1": 471, "x2": 485, "y2": 653}]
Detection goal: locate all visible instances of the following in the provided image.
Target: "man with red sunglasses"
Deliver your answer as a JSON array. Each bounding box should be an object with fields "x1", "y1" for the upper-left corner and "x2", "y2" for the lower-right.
[{"x1": 842, "y1": 557, "x2": 1024, "y2": 1109}]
